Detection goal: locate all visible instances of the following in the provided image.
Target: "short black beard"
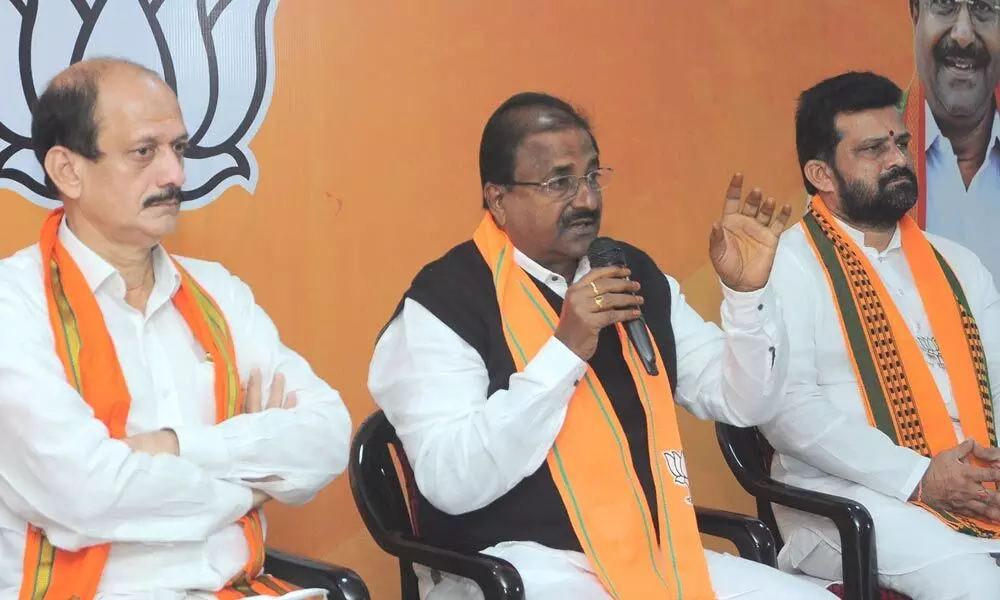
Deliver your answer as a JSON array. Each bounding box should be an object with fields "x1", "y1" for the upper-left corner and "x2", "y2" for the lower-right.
[{"x1": 834, "y1": 165, "x2": 918, "y2": 229}]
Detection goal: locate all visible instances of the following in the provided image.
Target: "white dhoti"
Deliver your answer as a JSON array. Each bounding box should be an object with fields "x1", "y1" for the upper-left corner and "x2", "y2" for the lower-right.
[
  {"x1": 775, "y1": 463, "x2": 1000, "y2": 600},
  {"x1": 417, "y1": 541, "x2": 837, "y2": 600}
]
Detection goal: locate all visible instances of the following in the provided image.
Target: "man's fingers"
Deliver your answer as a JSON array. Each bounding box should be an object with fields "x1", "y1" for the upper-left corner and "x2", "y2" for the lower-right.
[
  {"x1": 755, "y1": 197, "x2": 776, "y2": 226},
  {"x1": 970, "y1": 440, "x2": 1000, "y2": 463},
  {"x1": 585, "y1": 278, "x2": 640, "y2": 296},
  {"x1": 267, "y1": 372, "x2": 286, "y2": 410},
  {"x1": 769, "y1": 204, "x2": 793, "y2": 235},
  {"x1": 244, "y1": 369, "x2": 262, "y2": 413},
  {"x1": 968, "y1": 466, "x2": 1000, "y2": 483},
  {"x1": 740, "y1": 188, "x2": 762, "y2": 218},
  {"x1": 722, "y1": 173, "x2": 743, "y2": 216},
  {"x1": 601, "y1": 308, "x2": 643, "y2": 327},
  {"x1": 959, "y1": 499, "x2": 1000, "y2": 523},
  {"x1": 285, "y1": 391, "x2": 299, "y2": 409},
  {"x1": 944, "y1": 439, "x2": 976, "y2": 460},
  {"x1": 577, "y1": 266, "x2": 630, "y2": 286},
  {"x1": 592, "y1": 293, "x2": 643, "y2": 312}
]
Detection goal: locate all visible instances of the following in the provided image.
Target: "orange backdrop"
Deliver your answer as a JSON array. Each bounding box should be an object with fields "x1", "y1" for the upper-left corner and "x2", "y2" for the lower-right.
[{"x1": 0, "y1": 3, "x2": 915, "y2": 599}]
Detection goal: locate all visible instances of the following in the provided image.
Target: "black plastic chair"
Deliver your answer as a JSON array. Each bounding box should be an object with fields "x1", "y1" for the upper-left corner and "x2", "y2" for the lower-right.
[
  {"x1": 349, "y1": 409, "x2": 777, "y2": 600},
  {"x1": 264, "y1": 549, "x2": 370, "y2": 599},
  {"x1": 715, "y1": 423, "x2": 909, "y2": 600}
]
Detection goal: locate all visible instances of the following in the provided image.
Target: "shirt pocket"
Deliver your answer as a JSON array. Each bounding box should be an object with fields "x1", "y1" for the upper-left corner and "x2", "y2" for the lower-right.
[{"x1": 191, "y1": 360, "x2": 220, "y2": 425}]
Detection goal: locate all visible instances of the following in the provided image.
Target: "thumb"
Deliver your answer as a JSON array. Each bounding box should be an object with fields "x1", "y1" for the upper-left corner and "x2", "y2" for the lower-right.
[
  {"x1": 709, "y1": 223, "x2": 727, "y2": 259},
  {"x1": 952, "y1": 438, "x2": 976, "y2": 460},
  {"x1": 970, "y1": 440, "x2": 1000, "y2": 463}
]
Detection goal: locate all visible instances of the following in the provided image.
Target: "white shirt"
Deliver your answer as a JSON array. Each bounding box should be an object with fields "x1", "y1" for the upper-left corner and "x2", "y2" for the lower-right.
[
  {"x1": 368, "y1": 246, "x2": 787, "y2": 521},
  {"x1": 924, "y1": 102, "x2": 1000, "y2": 283},
  {"x1": 763, "y1": 213, "x2": 1000, "y2": 574},
  {"x1": 0, "y1": 219, "x2": 352, "y2": 600}
]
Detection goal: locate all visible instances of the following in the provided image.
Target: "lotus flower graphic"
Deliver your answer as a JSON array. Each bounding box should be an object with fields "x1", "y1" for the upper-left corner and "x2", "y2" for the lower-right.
[
  {"x1": 663, "y1": 449, "x2": 692, "y2": 505},
  {"x1": 0, "y1": 0, "x2": 280, "y2": 209}
]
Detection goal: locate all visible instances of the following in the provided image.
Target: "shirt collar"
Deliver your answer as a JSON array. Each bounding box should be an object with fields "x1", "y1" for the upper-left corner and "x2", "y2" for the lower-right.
[
  {"x1": 830, "y1": 212, "x2": 902, "y2": 254},
  {"x1": 57, "y1": 216, "x2": 182, "y2": 300},
  {"x1": 924, "y1": 101, "x2": 1000, "y2": 153},
  {"x1": 512, "y1": 247, "x2": 591, "y2": 286}
]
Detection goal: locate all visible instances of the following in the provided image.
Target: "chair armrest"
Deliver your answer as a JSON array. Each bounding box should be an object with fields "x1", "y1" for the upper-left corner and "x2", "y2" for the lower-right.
[
  {"x1": 264, "y1": 548, "x2": 370, "y2": 600},
  {"x1": 746, "y1": 478, "x2": 878, "y2": 600},
  {"x1": 379, "y1": 532, "x2": 524, "y2": 600},
  {"x1": 694, "y1": 506, "x2": 777, "y2": 567}
]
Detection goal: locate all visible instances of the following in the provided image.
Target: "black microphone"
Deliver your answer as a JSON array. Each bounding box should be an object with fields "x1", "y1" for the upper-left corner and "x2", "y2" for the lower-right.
[{"x1": 587, "y1": 237, "x2": 659, "y2": 376}]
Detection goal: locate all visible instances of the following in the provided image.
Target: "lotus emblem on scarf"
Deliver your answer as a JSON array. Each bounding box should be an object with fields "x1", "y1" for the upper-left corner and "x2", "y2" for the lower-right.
[
  {"x1": 663, "y1": 449, "x2": 692, "y2": 505},
  {"x1": 0, "y1": 0, "x2": 280, "y2": 209}
]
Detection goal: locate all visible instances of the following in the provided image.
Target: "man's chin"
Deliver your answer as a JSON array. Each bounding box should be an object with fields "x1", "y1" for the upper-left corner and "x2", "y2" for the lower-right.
[
  {"x1": 933, "y1": 68, "x2": 994, "y2": 118},
  {"x1": 559, "y1": 227, "x2": 600, "y2": 258}
]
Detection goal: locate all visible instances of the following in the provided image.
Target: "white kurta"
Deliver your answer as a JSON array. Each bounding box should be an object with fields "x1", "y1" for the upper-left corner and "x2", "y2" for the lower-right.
[
  {"x1": 763, "y1": 213, "x2": 1000, "y2": 578},
  {"x1": 369, "y1": 245, "x2": 835, "y2": 599},
  {"x1": 924, "y1": 102, "x2": 1000, "y2": 284},
  {"x1": 0, "y1": 219, "x2": 352, "y2": 600}
]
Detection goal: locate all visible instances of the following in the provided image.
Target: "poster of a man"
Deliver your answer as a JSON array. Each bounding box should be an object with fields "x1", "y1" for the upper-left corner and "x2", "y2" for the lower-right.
[{"x1": 903, "y1": 0, "x2": 1000, "y2": 279}]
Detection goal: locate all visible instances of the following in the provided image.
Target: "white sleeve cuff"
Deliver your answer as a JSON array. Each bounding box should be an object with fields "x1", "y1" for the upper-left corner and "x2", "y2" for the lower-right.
[
  {"x1": 899, "y1": 455, "x2": 932, "y2": 502},
  {"x1": 172, "y1": 425, "x2": 232, "y2": 477},
  {"x1": 720, "y1": 281, "x2": 773, "y2": 330},
  {"x1": 522, "y1": 336, "x2": 589, "y2": 391}
]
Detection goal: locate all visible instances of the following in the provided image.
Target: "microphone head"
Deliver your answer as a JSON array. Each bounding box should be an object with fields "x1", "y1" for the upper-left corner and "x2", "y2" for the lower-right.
[{"x1": 587, "y1": 236, "x2": 627, "y2": 268}]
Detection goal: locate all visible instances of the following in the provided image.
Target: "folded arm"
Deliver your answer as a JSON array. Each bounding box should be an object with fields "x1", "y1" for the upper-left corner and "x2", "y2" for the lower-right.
[
  {"x1": 0, "y1": 275, "x2": 252, "y2": 551},
  {"x1": 171, "y1": 268, "x2": 352, "y2": 506}
]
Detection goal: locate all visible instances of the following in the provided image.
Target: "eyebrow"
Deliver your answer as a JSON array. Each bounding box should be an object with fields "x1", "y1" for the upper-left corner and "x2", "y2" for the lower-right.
[
  {"x1": 547, "y1": 164, "x2": 575, "y2": 177},
  {"x1": 132, "y1": 133, "x2": 190, "y2": 147},
  {"x1": 858, "y1": 131, "x2": 912, "y2": 147},
  {"x1": 544, "y1": 154, "x2": 601, "y2": 178}
]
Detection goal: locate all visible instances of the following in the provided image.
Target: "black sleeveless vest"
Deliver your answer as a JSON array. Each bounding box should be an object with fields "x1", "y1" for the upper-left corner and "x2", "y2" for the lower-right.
[{"x1": 386, "y1": 240, "x2": 678, "y2": 553}]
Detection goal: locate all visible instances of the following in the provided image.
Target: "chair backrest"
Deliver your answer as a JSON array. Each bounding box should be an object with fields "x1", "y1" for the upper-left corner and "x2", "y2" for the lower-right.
[
  {"x1": 714, "y1": 423, "x2": 782, "y2": 547},
  {"x1": 348, "y1": 410, "x2": 422, "y2": 597},
  {"x1": 350, "y1": 410, "x2": 414, "y2": 537}
]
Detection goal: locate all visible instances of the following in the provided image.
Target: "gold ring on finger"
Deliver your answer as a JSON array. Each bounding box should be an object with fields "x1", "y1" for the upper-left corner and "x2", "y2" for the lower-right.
[
  {"x1": 594, "y1": 295, "x2": 604, "y2": 309},
  {"x1": 591, "y1": 281, "x2": 600, "y2": 295}
]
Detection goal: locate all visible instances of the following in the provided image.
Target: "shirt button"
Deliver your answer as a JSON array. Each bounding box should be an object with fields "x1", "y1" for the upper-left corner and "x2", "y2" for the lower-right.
[{"x1": 757, "y1": 304, "x2": 763, "y2": 311}]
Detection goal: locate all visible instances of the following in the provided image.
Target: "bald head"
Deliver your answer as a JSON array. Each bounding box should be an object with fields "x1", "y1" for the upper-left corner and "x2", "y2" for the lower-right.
[
  {"x1": 31, "y1": 58, "x2": 171, "y2": 191},
  {"x1": 30, "y1": 56, "x2": 188, "y2": 250}
]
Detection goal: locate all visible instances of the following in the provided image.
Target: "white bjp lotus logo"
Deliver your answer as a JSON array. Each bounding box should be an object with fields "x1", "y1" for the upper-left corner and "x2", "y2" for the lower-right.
[
  {"x1": 0, "y1": 0, "x2": 280, "y2": 209},
  {"x1": 663, "y1": 449, "x2": 692, "y2": 505}
]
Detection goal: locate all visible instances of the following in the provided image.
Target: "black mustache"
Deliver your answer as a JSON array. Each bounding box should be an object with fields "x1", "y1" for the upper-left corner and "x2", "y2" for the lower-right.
[
  {"x1": 560, "y1": 210, "x2": 600, "y2": 227},
  {"x1": 880, "y1": 167, "x2": 918, "y2": 187},
  {"x1": 934, "y1": 38, "x2": 990, "y2": 68},
  {"x1": 142, "y1": 186, "x2": 184, "y2": 208}
]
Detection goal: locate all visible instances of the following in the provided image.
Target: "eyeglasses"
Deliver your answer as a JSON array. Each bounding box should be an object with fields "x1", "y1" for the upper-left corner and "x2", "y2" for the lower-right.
[
  {"x1": 508, "y1": 167, "x2": 614, "y2": 200},
  {"x1": 927, "y1": 0, "x2": 1000, "y2": 25}
]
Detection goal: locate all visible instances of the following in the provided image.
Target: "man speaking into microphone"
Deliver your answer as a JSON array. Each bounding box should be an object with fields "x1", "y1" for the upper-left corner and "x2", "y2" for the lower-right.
[{"x1": 369, "y1": 92, "x2": 832, "y2": 599}]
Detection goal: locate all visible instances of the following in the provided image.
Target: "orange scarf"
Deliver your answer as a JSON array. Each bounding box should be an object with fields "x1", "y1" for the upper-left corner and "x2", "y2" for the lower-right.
[
  {"x1": 20, "y1": 209, "x2": 296, "y2": 600},
  {"x1": 473, "y1": 214, "x2": 715, "y2": 599},
  {"x1": 802, "y1": 198, "x2": 999, "y2": 538}
]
